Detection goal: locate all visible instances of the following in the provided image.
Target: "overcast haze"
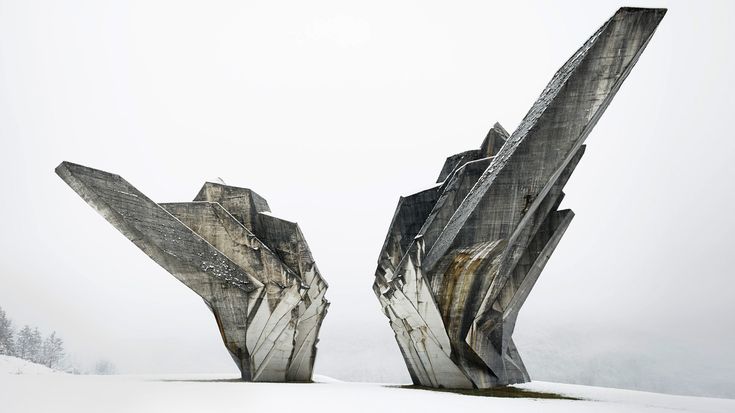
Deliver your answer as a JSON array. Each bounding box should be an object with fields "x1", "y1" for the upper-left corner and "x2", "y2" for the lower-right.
[{"x1": 1, "y1": 0, "x2": 733, "y2": 398}]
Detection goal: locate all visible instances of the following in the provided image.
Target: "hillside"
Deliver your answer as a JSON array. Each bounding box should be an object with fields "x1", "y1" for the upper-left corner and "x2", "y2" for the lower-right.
[{"x1": 0, "y1": 355, "x2": 59, "y2": 375}]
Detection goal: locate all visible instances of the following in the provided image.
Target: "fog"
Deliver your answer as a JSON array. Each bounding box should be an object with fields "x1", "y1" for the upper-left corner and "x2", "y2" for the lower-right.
[{"x1": 1, "y1": 0, "x2": 733, "y2": 398}]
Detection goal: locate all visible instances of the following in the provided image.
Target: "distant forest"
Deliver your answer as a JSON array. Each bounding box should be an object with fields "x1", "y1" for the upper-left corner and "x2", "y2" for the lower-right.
[
  {"x1": 0, "y1": 305, "x2": 65, "y2": 369},
  {"x1": 0, "y1": 305, "x2": 116, "y2": 374}
]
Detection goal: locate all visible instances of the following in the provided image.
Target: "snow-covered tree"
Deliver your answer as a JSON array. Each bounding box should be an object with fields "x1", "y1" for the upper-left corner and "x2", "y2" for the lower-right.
[
  {"x1": 16, "y1": 325, "x2": 42, "y2": 362},
  {"x1": 41, "y1": 331, "x2": 64, "y2": 368},
  {"x1": 29, "y1": 327, "x2": 42, "y2": 363},
  {"x1": 0, "y1": 306, "x2": 15, "y2": 356},
  {"x1": 1, "y1": 309, "x2": 71, "y2": 370},
  {"x1": 15, "y1": 325, "x2": 33, "y2": 359}
]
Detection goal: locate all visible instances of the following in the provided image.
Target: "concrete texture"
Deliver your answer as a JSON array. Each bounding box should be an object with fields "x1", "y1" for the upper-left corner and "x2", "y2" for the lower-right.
[
  {"x1": 56, "y1": 162, "x2": 328, "y2": 382},
  {"x1": 373, "y1": 7, "x2": 666, "y2": 389}
]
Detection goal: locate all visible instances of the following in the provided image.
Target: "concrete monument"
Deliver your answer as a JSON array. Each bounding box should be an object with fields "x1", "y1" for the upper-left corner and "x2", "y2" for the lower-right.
[
  {"x1": 57, "y1": 162, "x2": 328, "y2": 382},
  {"x1": 373, "y1": 7, "x2": 666, "y2": 388}
]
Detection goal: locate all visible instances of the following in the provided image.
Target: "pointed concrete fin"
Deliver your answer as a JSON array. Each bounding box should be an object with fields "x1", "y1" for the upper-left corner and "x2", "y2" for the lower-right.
[
  {"x1": 502, "y1": 209, "x2": 575, "y2": 329},
  {"x1": 55, "y1": 162, "x2": 264, "y2": 293},
  {"x1": 423, "y1": 7, "x2": 666, "y2": 271},
  {"x1": 248, "y1": 213, "x2": 329, "y2": 382},
  {"x1": 479, "y1": 122, "x2": 509, "y2": 158},
  {"x1": 492, "y1": 122, "x2": 509, "y2": 138}
]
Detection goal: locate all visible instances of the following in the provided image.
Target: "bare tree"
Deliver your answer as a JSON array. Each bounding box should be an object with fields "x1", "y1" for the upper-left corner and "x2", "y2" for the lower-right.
[
  {"x1": 0, "y1": 306, "x2": 15, "y2": 356},
  {"x1": 94, "y1": 359, "x2": 117, "y2": 375},
  {"x1": 41, "y1": 332, "x2": 65, "y2": 368}
]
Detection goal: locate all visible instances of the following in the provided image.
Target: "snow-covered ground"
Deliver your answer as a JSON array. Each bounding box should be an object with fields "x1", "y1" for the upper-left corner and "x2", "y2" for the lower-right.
[
  {"x1": 1, "y1": 356, "x2": 732, "y2": 413},
  {"x1": 0, "y1": 355, "x2": 59, "y2": 375}
]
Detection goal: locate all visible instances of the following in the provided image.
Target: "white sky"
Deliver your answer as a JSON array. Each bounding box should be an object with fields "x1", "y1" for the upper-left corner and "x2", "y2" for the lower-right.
[{"x1": 1, "y1": 0, "x2": 733, "y2": 398}]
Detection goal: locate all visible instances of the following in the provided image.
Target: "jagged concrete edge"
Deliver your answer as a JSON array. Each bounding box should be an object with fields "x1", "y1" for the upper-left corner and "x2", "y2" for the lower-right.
[
  {"x1": 254, "y1": 213, "x2": 329, "y2": 381},
  {"x1": 373, "y1": 188, "x2": 474, "y2": 387},
  {"x1": 376, "y1": 246, "x2": 474, "y2": 388}
]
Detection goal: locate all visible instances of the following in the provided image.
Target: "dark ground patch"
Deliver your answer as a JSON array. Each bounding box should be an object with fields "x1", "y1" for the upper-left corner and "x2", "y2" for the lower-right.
[{"x1": 397, "y1": 385, "x2": 580, "y2": 400}]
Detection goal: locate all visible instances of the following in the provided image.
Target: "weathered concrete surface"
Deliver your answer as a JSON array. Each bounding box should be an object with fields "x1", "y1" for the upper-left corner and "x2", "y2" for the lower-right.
[
  {"x1": 56, "y1": 163, "x2": 328, "y2": 382},
  {"x1": 373, "y1": 7, "x2": 666, "y2": 389}
]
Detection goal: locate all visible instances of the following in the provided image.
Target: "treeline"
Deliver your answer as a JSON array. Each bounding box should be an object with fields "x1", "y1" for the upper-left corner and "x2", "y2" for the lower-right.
[{"x1": 0, "y1": 305, "x2": 65, "y2": 369}]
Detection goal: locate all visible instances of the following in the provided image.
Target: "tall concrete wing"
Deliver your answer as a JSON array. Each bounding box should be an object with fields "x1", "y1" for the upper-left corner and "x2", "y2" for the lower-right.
[
  {"x1": 56, "y1": 162, "x2": 328, "y2": 382},
  {"x1": 373, "y1": 7, "x2": 665, "y2": 389}
]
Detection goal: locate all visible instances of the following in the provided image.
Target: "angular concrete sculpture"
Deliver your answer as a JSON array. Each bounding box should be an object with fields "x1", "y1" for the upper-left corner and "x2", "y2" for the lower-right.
[
  {"x1": 373, "y1": 7, "x2": 666, "y2": 389},
  {"x1": 56, "y1": 162, "x2": 328, "y2": 382}
]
